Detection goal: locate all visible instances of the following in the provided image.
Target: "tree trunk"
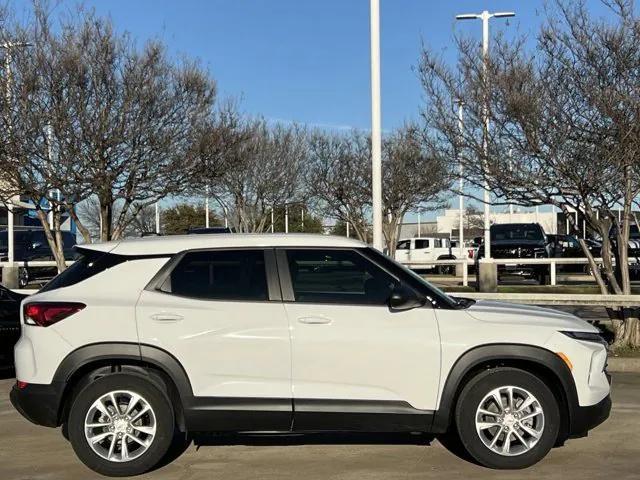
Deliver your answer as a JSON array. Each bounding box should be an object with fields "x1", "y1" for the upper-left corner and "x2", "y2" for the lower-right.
[
  {"x1": 66, "y1": 204, "x2": 93, "y2": 244},
  {"x1": 99, "y1": 199, "x2": 113, "y2": 242},
  {"x1": 33, "y1": 205, "x2": 67, "y2": 273}
]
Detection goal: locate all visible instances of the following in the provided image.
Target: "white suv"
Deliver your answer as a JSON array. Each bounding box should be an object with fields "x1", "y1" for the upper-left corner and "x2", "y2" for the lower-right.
[{"x1": 10, "y1": 234, "x2": 611, "y2": 476}]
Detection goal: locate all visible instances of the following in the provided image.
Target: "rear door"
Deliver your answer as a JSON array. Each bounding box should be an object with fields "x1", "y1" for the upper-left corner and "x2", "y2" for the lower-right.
[
  {"x1": 278, "y1": 247, "x2": 440, "y2": 431},
  {"x1": 136, "y1": 248, "x2": 292, "y2": 430}
]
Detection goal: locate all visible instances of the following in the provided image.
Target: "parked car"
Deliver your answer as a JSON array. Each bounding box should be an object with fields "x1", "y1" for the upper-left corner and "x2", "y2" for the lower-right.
[
  {"x1": 394, "y1": 236, "x2": 456, "y2": 273},
  {"x1": 610, "y1": 224, "x2": 640, "y2": 277},
  {"x1": 0, "y1": 229, "x2": 77, "y2": 287},
  {"x1": 11, "y1": 234, "x2": 610, "y2": 475},
  {"x1": 547, "y1": 234, "x2": 602, "y2": 273},
  {"x1": 0, "y1": 284, "x2": 27, "y2": 367},
  {"x1": 475, "y1": 223, "x2": 551, "y2": 284}
]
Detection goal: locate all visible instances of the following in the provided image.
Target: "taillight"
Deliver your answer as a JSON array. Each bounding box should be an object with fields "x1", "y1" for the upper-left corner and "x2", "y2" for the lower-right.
[
  {"x1": 23, "y1": 302, "x2": 86, "y2": 327},
  {"x1": 468, "y1": 249, "x2": 474, "y2": 258}
]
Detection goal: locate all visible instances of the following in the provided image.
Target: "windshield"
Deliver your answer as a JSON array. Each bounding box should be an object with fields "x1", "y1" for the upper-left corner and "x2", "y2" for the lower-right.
[{"x1": 491, "y1": 225, "x2": 543, "y2": 241}]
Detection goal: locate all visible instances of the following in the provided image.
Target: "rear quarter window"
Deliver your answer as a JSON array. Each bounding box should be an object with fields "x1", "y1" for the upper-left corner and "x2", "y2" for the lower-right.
[{"x1": 38, "y1": 249, "x2": 127, "y2": 292}]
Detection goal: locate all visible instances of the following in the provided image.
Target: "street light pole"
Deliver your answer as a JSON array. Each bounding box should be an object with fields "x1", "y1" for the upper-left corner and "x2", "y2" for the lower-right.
[
  {"x1": 455, "y1": 100, "x2": 465, "y2": 258},
  {"x1": 370, "y1": 0, "x2": 383, "y2": 251},
  {"x1": 455, "y1": 10, "x2": 515, "y2": 262},
  {"x1": 2, "y1": 41, "x2": 32, "y2": 265}
]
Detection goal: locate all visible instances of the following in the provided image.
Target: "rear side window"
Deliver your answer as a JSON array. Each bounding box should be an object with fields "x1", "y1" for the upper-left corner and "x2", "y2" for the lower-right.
[
  {"x1": 39, "y1": 249, "x2": 126, "y2": 293},
  {"x1": 161, "y1": 250, "x2": 268, "y2": 301},
  {"x1": 415, "y1": 239, "x2": 430, "y2": 249}
]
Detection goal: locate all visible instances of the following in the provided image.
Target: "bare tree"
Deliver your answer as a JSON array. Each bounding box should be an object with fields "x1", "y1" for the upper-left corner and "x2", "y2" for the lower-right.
[
  {"x1": 382, "y1": 123, "x2": 451, "y2": 256},
  {"x1": 204, "y1": 117, "x2": 307, "y2": 233},
  {"x1": 419, "y1": 0, "x2": 640, "y2": 348},
  {"x1": 76, "y1": 197, "x2": 156, "y2": 240},
  {"x1": 306, "y1": 130, "x2": 372, "y2": 241},
  {"x1": 2, "y1": 5, "x2": 217, "y2": 252}
]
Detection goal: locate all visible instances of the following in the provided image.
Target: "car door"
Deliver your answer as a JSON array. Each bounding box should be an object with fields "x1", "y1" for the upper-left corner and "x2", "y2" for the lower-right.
[
  {"x1": 136, "y1": 248, "x2": 292, "y2": 431},
  {"x1": 277, "y1": 247, "x2": 441, "y2": 431},
  {"x1": 394, "y1": 239, "x2": 411, "y2": 264},
  {"x1": 412, "y1": 238, "x2": 432, "y2": 266}
]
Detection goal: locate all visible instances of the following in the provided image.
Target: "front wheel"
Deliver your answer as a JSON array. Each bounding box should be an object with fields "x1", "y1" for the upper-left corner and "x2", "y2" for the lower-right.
[
  {"x1": 18, "y1": 267, "x2": 29, "y2": 288},
  {"x1": 67, "y1": 373, "x2": 175, "y2": 477},
  {"x1": 454, "y1": 367, "x2": 560, "y2": 469}
]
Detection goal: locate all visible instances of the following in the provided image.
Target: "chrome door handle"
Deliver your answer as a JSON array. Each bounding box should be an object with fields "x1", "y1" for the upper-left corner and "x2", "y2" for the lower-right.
[
  {"x1": 150, "y1": 313, "x2": 183, "y2": 322},
  {"x1": 297, "y1": 316, "x2": 332, "y2": 325}
]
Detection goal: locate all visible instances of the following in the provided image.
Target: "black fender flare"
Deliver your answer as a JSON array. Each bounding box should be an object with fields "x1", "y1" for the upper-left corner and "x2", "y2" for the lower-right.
[
  {"x1": 430, "y1": 343, "x2": 578, "y2": 434},
  {"x1": 53, "y1": 342, "x2": 193, "y2": 397},
  {"x1": 52, "y1": 342, "x2": 194, "y2": 427}
]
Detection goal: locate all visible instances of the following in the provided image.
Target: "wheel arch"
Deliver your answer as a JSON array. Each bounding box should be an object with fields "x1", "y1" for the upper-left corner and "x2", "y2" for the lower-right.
[
  {"x1": 431, "y1": 343, "x2": 577, "y2": 442},
  {"x1": 53, "y1": 342, "x2": 192, "y2": 431}
]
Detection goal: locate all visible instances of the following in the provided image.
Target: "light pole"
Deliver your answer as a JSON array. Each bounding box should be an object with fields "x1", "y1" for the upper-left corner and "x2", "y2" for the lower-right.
[
  {"x1": 2, "y1": 41, "x2": 32, "y2": 266},
  {"x1": 370, "y1": 0, "x2": 383, "y2": 251},
  {"x1": 455, "y1": 99, "x2": 465, "y2": 258},
  {"x1": 205, "y1": 185, "x2": 210, "y2": 228},
  {"x1": 455, "y1": 10, "x2": 515, "y2": 262}
]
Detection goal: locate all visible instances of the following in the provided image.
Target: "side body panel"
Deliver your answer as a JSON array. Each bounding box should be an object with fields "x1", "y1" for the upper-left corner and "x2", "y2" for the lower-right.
[{"x1": 14, "y1": 257, "x2": 169, "y2": 384}]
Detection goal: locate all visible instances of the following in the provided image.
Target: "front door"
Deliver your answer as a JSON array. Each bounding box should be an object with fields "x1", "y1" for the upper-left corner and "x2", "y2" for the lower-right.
[
  {"x1": 278, "y1": 247, "x2": 441, "y2": 431},
  {"x1": 136, "y1": 248, "x2": 292, "y2": 431}
]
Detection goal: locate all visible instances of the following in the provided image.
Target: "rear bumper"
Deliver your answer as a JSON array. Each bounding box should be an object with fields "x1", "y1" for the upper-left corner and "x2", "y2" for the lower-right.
[
  {"x1": 10, "y1": 382, "x2": 64, "y2": 427},
  {"x1": 568, "y1": 394, "x2": 612, "y2": 439}
]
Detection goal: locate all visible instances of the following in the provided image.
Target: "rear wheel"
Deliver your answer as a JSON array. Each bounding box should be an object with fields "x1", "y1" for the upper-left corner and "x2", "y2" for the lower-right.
[
  {"x1": 454, "y1": 367, "x2": 560, "y2": 469},
  {"x1": 67, "y1": 373, "x2": 175, "y2": 477},
  {"x1": 18, "y1": 267, "x2": 29, "y2": 288}
]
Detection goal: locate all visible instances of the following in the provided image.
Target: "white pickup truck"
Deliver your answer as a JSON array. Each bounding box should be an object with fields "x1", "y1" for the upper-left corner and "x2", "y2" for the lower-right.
[{"x1": 394, "y1": 237, "x2": 456, "y2": 272}]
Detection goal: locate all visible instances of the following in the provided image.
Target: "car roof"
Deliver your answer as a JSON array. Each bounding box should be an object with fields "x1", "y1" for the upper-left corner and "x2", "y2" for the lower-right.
[{"x1": 79, "y1": 233, "x2": 367, "y2": 256}]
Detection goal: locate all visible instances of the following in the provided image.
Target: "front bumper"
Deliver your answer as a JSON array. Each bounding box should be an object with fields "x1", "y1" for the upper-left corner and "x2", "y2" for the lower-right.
[
  {"x1": 568, "y1": 394, "x2": 612, "y2": 439},
  {"x1": 10, "y1": 381, "x2": 64, "y2": 427}
]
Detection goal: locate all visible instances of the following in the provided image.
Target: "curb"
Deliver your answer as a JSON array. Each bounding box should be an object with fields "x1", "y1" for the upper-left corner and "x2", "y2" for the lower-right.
[{"x1": 607, "y1": 356, "x2": 640, "y2": 373}]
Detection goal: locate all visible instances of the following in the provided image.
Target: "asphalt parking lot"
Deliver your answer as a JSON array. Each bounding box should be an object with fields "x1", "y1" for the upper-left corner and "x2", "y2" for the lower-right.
[{"x1": 0, "y1": 373, "x2": 638, "y2": 480}]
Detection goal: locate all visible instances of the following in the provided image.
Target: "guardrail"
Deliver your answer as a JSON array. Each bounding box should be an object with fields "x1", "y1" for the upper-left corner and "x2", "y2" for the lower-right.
[
  {"x1": 0, "y1": 260, "x2": 74, "y2": 267},
  {"x1": 399, "y1": 257, "x2": 608, "y2": 287}
]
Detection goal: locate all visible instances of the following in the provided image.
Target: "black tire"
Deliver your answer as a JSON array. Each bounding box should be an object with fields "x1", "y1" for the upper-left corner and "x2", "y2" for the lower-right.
[
  {"x1": 67, "y1": 373, "x2": 175, "y2": 477},
  {"x1": 18, "y1": 267, "x2": 29, "y2": 288},
  {"x1": 454, "y1": 367, "x2": 560, "y2": 469}
]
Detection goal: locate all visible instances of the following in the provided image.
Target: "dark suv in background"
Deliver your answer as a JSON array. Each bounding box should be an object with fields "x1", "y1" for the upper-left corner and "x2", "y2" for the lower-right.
[
  {"x1": 0, "y1": 229, "x2": 77, "y2": 287},
  {"x1": 475, "y1": 223, "x2": 551, "y2": 284}
]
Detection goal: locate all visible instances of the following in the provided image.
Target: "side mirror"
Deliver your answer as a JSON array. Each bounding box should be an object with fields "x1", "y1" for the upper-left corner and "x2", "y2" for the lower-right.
[{"x1": 388, "y1": 285, "x2": 425, "y2": 312}]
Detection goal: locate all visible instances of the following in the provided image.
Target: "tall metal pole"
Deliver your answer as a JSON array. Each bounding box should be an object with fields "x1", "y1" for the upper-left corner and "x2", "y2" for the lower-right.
[
  {"x1": 417, "y1": 210, "x2": 421, "y2": 237},
  {"x1": 155, "y1": 203, "x2": 160, "y2": 234},
  {"x1": 370, "y1": 0, "x2": 383, "y2": 251},
  {"x1": 1, "y1": 42, "x2": 32, "y2": 263},
  {"x1": 481, "y1": 11, "x2": 491, "y2": 260},
  {"x1": 456, "y1": 101, "x2": 465, "y2": 258},
  {"x1": 455, "y1": 10, "x2": 515, "y2": 261},
  {"x1": 205, "y1": 185, "x2": 210, "y2": 228},
  {"x1": 285, "y1": 205, "x2": 289, "y2": 234}
]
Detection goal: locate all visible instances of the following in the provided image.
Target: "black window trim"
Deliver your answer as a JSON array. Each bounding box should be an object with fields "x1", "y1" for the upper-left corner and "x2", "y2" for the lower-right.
[
  {"x1": 275, "y1": 246, "x2": 427, "y2": 308},
  {"x1": 144, "y1": 247, "x2": 281, "y2": 303}
]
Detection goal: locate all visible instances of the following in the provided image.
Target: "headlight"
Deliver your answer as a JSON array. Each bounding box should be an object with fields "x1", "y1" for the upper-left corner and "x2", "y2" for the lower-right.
[{"x1": 561, "y1": 331, "x2": 608, "y2": 347}]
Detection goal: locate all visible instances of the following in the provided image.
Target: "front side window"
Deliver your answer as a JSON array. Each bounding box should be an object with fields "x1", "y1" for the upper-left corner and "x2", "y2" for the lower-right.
[
  {"x1": 286, "y1": 249, "x2": 396, "y2": 305},
  {"x1": 162, "y1": 249, "x2": 268, "y2": 301},
  {"x1": 396, "y1": 240, "x2": 411, "y2": 250}
]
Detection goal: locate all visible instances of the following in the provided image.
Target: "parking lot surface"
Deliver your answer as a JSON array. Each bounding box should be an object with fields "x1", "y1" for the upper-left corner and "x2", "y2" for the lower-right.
[{"x1": 0, "y1": 373, "x2": 637, "y2": 480}]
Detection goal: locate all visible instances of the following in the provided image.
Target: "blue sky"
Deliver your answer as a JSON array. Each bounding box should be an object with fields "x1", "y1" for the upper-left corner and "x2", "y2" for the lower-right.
[
  {"x1": 15, "y1": 0, "x2": 627, "y2": 220},
  {"x1": 19, "y1": 0, "x2": 565, "y2": 130}
]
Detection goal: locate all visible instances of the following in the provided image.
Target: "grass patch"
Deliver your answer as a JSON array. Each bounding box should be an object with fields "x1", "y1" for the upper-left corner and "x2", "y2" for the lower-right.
[{"x1": 610, "y1": 345, "x2": 640, "y2": 357}]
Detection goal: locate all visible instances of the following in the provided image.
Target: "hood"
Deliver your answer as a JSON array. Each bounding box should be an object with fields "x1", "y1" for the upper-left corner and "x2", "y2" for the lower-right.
[{"x1": 466, "y1": 300, "x2": 598, "y2": 332}]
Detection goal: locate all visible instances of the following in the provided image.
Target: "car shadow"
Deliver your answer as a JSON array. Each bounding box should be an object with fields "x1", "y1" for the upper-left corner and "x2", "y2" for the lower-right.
[{"x1": 191, "y1": 431, "x2": 435, "y2": 447}]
